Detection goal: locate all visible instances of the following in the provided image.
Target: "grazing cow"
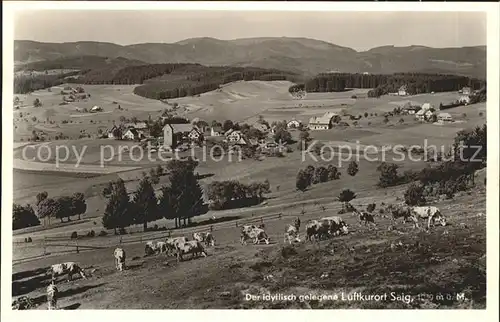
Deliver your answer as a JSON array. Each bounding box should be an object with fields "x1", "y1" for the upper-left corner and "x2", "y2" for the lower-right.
[
  {"x1": 284, "y1": 218, "x2": 301, "y2": 244},
  {"x1": 176, "y1": 240, "x2": 207, "y2": 262},
  {"x1": 144, "y1": 241, "x2": 158, "y2": 256},
  {"x1": 410, "y1": 206, "x2": 446, "y2": 229},
  {"x1": 48, "y1": 262, "x2": 87, "y2": 281},
  {"x1": 193, "y1": 232, "x2": 216, "y2": 247},
  {"x1": 320, "y1": 216, "x2": 349, "y2": 236},
  {"x1": 354, "y1": 210, "x2": 376, "y2": 226},
  {"x1": 305, "y1": 220, "x2": 320, "y2": 241},
  {"x1": 46, "y1": 279, "x2": 59, "y2": 310},
  {"x1": 113, "y1": 247, "x2": 126, "y2": 271},
  {"x1": 387, "y1": 204, "x2": 413, "y2": 224},
  {"x1": 241, "y1": 227, "x2": 270, "y2": 245},
  {"x1": 165, "y1": 236, "x2": 189, "y2": 255},
  {"x1": 284, "y1": 224, "x2": 300, "y2": 244}
]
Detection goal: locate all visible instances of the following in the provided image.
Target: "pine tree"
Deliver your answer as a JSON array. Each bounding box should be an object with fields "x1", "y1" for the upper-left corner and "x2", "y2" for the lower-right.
[
  {"x1": 158, "y1": 160, "x2": 204, "y2": 228},
  {"x1": 132, "y1": 176, "x2": 159, "y2": 232},
  {"x1": 102, "y1": 179, "x2": 131, "y2": 234}
]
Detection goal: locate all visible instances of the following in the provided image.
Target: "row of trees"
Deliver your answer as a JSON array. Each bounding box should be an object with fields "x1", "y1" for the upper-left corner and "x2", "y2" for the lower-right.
[
  {"x1": 206, "y1": 180, "x2": 271, "y2": 210},
  {"x1": 102, "y1": 159, "x2": 205, "y2": 233},
  {"x1": 13, "y1": 191, "x2": 88, "y2": 230},
  {"x1": 35, "y1": 192, "x2": 87, "y2": 224},
  {"x1": 288, "y1": 72, "x2": 485, "y2": 96},
  {"x1": 295, "y1": 164, "x2": 344, "y2": 192}
]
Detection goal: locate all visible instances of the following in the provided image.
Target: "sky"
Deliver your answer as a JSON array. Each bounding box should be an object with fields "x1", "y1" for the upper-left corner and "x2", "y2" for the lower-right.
[{"x1": 14, "y1": 11, "x2": 486, "y2": 51}]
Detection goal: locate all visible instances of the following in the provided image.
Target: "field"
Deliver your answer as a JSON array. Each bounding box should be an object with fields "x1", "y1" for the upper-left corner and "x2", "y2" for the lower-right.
[
  {"x1": 11, "y1": 80, "x2": 487, "y2": 309},
  {"x1": 12, "y1": 183, "x2": 486, "y2": 309}
]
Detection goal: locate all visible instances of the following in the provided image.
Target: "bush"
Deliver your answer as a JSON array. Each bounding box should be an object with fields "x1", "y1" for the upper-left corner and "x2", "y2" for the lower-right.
[
  {"x1": 118, "y1": 227, "x2": 127, "y2": 235},
  {"x1": 351, "y1": 95, "x2": 357, "y2": 99},
  {"x1": 98, "y1": 230, "x2": 108, "y2": 237},
  {"x1": 281, "y1": 245, "x2": 298, "y2": 258},
  {"x1": 364, "y1": 112, "x2": 368, "y2": 118},
  {"x1": 404, "y1": 183, "x2": 426, "y2": 206},
  {"x1": 70, "y1": 231, "x2": 78, "y2": 239},
  {"x1": 479, "y1": 112, "x2": 483, "y2": 117}
]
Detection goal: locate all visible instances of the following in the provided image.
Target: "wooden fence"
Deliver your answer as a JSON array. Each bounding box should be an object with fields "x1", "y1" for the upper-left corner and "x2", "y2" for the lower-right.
[{"x1": 13, "y1": 201, "x2": 346, "y2": 264}]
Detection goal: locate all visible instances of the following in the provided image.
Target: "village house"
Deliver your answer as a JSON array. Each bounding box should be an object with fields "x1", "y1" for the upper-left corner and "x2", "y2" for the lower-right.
[
  {"x1": 107, "y1": 125, "x2": 119, "y2": 139},
  {"x1": 416, "y1": 109, "x2": 435, "y2": 122},
  {"x1": 187, "y1": 128, "x2": 203, "y2": 142},
  {"x1": 122, "y1": 128, "x2": 143, "y2": 141},
  {"x1": 398, "y1": 85, "x2": 408, "y2": 96},
  {"x1": 286, "y1": 119, "x2": 302, "y2": 129},
  {"x1": 210, "y1": 126, "x2": 223, "y2": 137},
  {"x1": 438, "y1": 112, "x2": 453, "y2": 123},
  {"x1": 308, "y1": 112, "x2": 340, "y2": 130},
  {"x1": 163, "y1": 123, "x2": 194, "y2": 148}
]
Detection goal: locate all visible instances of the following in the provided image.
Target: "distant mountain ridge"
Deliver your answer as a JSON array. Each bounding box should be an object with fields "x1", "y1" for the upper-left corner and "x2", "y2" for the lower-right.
[{"x1": 14, "y1": 37, "x2": 487, "y2": 78}]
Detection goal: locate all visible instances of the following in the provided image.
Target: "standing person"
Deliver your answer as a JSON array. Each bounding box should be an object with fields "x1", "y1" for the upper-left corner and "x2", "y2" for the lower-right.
[{"x1": 47, "y1": 279, "x2": 59, "y2": 310}]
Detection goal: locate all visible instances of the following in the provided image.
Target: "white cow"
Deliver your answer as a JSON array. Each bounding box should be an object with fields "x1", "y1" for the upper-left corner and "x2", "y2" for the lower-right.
[
  {"x1": 193, "y1": 232, "x2": 216, "y2": 247},
  {"x1": 410, "y1": 206, "x2": 446, "y2": 229},
  {"x1": 165, "y1": 236, "x2": 189, "y2": 255},
  {"x1": 48, "y1": 262, "x2": 87, "y2": 281},
  {"x1": 113, "y1": 247, "x2": 126, "y2": 271},
  {"x1": 283, "y1": 219, "x2": 301, "y2": 244},
  {"x1": 176, "y1": 240, "x2": 207, "y2": 262},
  {"x1": 241, "y1": 227, "x2": 270, "y2": 245}
]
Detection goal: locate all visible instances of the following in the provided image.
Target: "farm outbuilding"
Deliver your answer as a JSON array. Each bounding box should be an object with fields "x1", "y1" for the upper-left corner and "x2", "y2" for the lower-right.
[{"x1": 438, "y1": 112, "x2": 453, "y2": 122}]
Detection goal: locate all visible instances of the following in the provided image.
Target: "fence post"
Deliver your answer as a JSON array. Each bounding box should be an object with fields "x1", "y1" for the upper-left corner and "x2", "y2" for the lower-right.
[
  {"x1": 120, "y1": 236, "x2": 122, "y2": 244},
  {"x1": 76, "y1": 239, "x2": 79, "y2": 254},
  {"x1": 260, "y1": 217, "x2": 264, "y2": 224}
]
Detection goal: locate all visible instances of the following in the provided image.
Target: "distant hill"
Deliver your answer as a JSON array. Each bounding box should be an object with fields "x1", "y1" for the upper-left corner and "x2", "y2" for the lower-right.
[{"x1": 14, "y1": 38, "x2": 487, "y2": 79}]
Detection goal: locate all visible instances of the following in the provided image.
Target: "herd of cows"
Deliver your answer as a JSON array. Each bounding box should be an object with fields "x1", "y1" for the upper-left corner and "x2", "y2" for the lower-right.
[{"x1": 34, "y1": 204, "x2": 447, "y2": 310}]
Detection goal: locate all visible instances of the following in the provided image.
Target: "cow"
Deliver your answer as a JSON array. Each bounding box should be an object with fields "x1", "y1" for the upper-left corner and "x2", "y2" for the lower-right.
[
  {"x1": 48, "y1": 262, "x2": 87, "y2": 282},
  {"x1": 320, "y1": 216, "x2": 349, "y2": 236},
  {"x1": 410, "y1": 206, "x2": 446, "y2": 229},
  {"x1": 193, "y1": 232, "x2": 216, "y2": 246},
  {"x1": 387, "y1": 204, "x2": 413, "y2": 224},
  {"x1": 113, "y1": 247, "x2": 126, "y2": 271},
  {"x1": 175, "y1": 240, "x2": 207, "y2": 262},
  {"x1": 46, "y1": 279, "x2": 59, "y2": 310},
  {"x1": 283, "y1": 218, "x2": 301, "y2": 244},
  {"x1": 241, "y1": 227, "x2": 270, "y2": 245},
  {"x1": 144, "y1": 241, "x2": 158, "y2": 256},
  {"x1": 354, "y1": 210, "x2": 376, "y2": 226},
  {"x1": 165, "y1": 236, "x2": 189, "y2": 255}
]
